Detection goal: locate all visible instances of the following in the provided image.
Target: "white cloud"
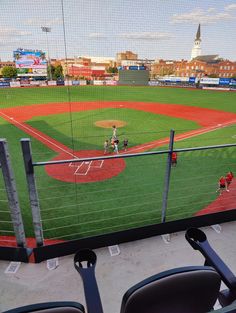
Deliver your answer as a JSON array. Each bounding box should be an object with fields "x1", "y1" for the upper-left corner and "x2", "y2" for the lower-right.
[
  {"x1": 0, "y1": 28, "x2": 31, "y2": 45},
  {"x1": 0, "y1": 28, "x2": 31, "y2": 37},
  {"x1": 225, "y1": 4, "x2": 236, "y2": 11},
  {"x1": 171, "y1": 8, "x2": 236, "y2": 24},
  {"x1": 88, "y1": 33, "x2": 106, "y2": 39},
  {"x1": 25, "y1": 17, "x2": 62, "y2": 27},
  {"x1": 207, "y1": 8, "x2": 216, "y2": 13},
  {"x1": 119, "y1": 32, "x2": 172, "y2": 40}
]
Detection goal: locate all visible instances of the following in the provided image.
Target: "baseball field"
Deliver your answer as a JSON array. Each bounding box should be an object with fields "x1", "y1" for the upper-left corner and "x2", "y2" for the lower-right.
[{"x1": 1, "y1": 85, "x2": 236, "y2": 241}]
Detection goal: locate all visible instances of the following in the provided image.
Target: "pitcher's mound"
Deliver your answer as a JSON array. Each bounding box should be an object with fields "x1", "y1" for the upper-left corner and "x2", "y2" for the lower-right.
[{"x1": 95, "y1": 120, "x2": 127, "y2": 128}]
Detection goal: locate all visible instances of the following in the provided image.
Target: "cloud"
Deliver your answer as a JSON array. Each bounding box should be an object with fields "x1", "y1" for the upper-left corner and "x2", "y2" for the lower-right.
[
  {"x1": 225, "y1": 4, "x2": 236, "y2": 11},
  {"x1": 171, "y1": 8, "x2": 236, "y2": 24},
  {"x1": 119, "y1": 32, "x2": 172, "y2": 40},
  {"x1": 25, "y1": 17, "x2": 62, "y2": 27},
  {"x1": 0, "y1": 28, "x2": 31, "y2": 45},
  {"x1": 0, "y1": 28, "x2": 31, "y2": 37},
  {"x1": 88, "y1": 32, "x2": 106, "y2": 39},
  {"x1": 207, "y1": 8, "x2": 216, "y2": 13}
]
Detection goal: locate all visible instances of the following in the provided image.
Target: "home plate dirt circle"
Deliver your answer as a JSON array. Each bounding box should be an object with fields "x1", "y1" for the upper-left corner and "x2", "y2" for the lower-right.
[
  {"x1": 95, "y1": 120, "x2": 127, "y2": 128},
  {"x1": 45, "y1": 150, "x2": 126, "y2": 183}
]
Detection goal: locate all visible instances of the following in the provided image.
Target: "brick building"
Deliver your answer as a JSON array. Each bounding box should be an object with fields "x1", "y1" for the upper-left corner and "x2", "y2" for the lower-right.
[
  {"x1": 56, "y1": 56, "x2": 115, "y2": 79},
  {"x1": 116, "y1": 51, "x2": 138, "y2": 65},
  {"x1": 151, "y1": 57, "x2": 236, "y2": 79}
]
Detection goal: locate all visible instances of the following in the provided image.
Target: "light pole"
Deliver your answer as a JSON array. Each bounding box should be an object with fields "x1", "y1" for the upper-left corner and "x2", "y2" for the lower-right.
[{"x1": 41, "y1": 26, "x2": 52, "y2": 81}]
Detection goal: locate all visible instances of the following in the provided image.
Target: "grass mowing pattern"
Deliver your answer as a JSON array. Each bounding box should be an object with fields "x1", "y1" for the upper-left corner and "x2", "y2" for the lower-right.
[
  {"x1": 27, "y1": 108, "x2": 200, "y2": 151},
  {"x1": 1, "y1": 86, "x2": 236, "y2": 112},
  {"x1": 0, "y1": 86, "x2": 236, "y2": 239}
]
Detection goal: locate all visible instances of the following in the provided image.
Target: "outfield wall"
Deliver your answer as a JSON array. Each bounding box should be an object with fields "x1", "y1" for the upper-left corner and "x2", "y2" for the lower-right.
[
  {"x1": 118, "y1": 70, "x2": 149, "y2": 85},
  {"x1": 1, "y1": 77, "x2": 236, "y2": 89}
]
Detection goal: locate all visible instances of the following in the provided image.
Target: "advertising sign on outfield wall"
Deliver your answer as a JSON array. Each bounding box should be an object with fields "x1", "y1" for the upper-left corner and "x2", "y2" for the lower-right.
[
  {"x1": 189, "y1": 77, "x2": 196, "y2": 83},
  {"x1": 10, "y1": 81, "x2": 21, "y2": 88},
  {"x1": 30, "y1": 81, "x2": 40, "y2": 86},
  {"x1": 105, "y1": 80, "x2": 117, "y2": 86},
  {"x1": 219, "y1": 78, "x2": 231, "y2": 85},
  {"x1": 20, "y1": 80, "x2": 30, "y2": 87},
  {"x1": 230, "y1": 79, "x2": 236, "y2": 86},
  {"x1": 64, "y1": 80, "x2": 72, "y2": 86},
  {"x1": 56, "y1": 80, "x2": 65, "y2": 86},
  {"x1": 200, "y1": 77, "x2": 220, "y2": 85},
  {"x1": 48, "y1": 80, "x2": 57, "y2": 86},
  {"x1": 72, "y1": 80, "x2": 80, "y2": 86},
  {"x1": 159, "y1": 76, "x2": 188, "y2": 83},
  {"x1": 149, "y1": 81, "x2": 159, "y2": 86},
  {"x1": 93, "y1": 80, "x2": 104, "y2": 85},
  {"x1": 79, "y1": 80, "x2": 87, "y2": 86},
  {"x1": 0, "y1": 82, "x2": 10, "y2": 88}
]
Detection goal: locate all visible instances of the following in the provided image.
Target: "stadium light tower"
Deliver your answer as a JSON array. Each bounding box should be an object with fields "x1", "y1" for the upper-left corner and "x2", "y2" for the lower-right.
[{"x1": 41, "y1": 26, "x2": 52, "y2": 80}]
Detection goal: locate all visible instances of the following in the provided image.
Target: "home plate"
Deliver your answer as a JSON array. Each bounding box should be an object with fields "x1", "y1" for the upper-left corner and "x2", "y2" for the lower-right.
[
  {"x1": 10, "y1": 117, "x2": 14, "y2": 120},
  {"x1": 217, "y1": 124, "x2": 222, "y2": 126},
  {"x1": 119, "y1": 105, "x2": 124, "y2": 107}
]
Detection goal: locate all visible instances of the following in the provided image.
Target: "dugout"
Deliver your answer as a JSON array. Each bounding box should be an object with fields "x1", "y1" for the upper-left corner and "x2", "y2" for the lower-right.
[{"x1": 118, "y1": 69, "x2": 149, "y2": 86}]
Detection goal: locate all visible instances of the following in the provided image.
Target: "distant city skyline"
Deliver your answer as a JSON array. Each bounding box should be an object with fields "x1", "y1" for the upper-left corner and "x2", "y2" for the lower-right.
[{"x1": 0, "y1": 0, "x2": 236, "y2": 61}]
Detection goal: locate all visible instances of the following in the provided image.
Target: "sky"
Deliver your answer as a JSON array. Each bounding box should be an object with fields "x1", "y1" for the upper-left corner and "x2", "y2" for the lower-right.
[{"x1": 0, "y1": 0, "x2": 236, "y2": 62}]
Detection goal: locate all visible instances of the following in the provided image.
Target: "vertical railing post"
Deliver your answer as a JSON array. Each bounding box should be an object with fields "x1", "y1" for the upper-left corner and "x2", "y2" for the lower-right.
[
  {"x1": 161, "y1": 129, "x2": 175, "y2": 223},
  {"x1": 21, "y1": 138, "x2": 44, "y2": 247},
  {"x1": 0, "y1": 139, "x2": 27, "y2": 247}
]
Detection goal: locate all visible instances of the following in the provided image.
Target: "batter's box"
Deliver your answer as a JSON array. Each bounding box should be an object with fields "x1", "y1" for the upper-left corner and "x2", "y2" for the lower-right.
[
  {"x1": 69, "y1": 160, "x2": 104, "y2": 176},
  {"x1": 91, "y1": 160, "x2": 104, "y2": 168}
]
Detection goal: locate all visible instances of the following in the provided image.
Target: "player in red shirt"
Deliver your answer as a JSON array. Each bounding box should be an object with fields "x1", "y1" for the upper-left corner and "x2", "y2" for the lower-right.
[
  {"x1": 216, "y1": 176, "x2": 227, "y2": 195},
  {"x1": 226, "y1": 171, "x2": 234, "y2": 191},
  {"x1": 171, "y1": 152, "x2": 177, "y2": 167}
]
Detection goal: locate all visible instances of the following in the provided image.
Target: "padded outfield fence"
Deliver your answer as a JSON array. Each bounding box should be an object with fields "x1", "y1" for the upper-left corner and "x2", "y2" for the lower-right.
[{"x1": 1, "y1": 130, "x2": 236, "y2": 262}]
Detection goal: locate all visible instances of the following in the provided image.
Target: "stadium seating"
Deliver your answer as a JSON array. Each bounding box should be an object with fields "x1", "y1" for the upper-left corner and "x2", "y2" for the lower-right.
[
  {"x1": 4, "y1": 228, "x2": 236, "y2": 313},
  {"x1": 3, "y1": 302, "x2": 85, "y2": 313},
  {"x1": 213, "y1": 303, "x2": 236, "y2": 313},
  {"x1": 121, "y1": 266, "x2": 221, "y2": 313}
]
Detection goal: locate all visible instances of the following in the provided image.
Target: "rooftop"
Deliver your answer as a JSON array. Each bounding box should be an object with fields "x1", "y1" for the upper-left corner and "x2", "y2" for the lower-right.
[
  {"x1": 193, "y1": 55, "x2": 220, "y2": 62},
  {"x1": 1, "y1": 221, "x2": 236, "y2": 313}
]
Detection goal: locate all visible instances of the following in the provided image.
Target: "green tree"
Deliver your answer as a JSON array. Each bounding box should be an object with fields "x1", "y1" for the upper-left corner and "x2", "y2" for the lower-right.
[
  {"x1": 107, "y1": 66, "x2": 118, "y2": 74},
  {"x1": 53, "y1": 65, "x2": 64, "y2": 80},
  {"x1": 1, "y1": 66, "x2": 17, "y2": 78}
]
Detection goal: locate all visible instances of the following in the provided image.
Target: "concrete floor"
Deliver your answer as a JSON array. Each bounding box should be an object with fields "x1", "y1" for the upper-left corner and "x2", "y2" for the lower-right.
[{"x1": 1, "y1": 222, "x2": 236, "y2": 313}]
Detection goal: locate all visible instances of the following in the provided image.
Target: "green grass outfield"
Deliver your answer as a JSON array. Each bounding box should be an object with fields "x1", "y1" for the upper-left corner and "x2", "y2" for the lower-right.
[{"x1": 1, "y1": 86, "x2": 236, "y2": 240}]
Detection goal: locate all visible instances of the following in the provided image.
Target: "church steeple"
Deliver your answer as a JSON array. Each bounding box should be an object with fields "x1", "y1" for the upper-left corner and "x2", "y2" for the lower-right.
[
  {"x1": 196, "y1": 24, "x2": 201, "y2": 40},
  {"x1": 191, "y1": 24, "x2": 202, "y2": 60}
]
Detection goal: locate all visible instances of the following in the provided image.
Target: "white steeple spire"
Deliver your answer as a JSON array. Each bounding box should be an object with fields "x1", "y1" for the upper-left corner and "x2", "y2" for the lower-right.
[{"x1": 191, "y1": 24, "x2": 202, "y2": 60}]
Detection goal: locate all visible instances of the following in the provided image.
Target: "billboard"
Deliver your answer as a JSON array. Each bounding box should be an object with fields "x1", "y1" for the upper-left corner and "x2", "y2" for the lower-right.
[
  {"x1": 14, "y1": 49, "x2": 47, "y2": 76},
  {"x1": 0, "y1": 82, "x2": 10, "y2": 88},
  {"x1": 200, "y1": 77, "x2": 219, "y2": 85},
  {"x1": 219, "y1": 78, "x2": 231, "y2": 85},
  {"x1": 189, "y1": 77, "x2": 197, "y2": 83}
]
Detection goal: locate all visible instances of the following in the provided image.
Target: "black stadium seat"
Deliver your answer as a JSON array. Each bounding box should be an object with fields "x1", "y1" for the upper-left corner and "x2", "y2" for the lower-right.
[
  {"x1": 213, "y1": 303, "x2": 236, "y2": 313},
  {"x1": 121, "y1": 266, "x2": 221, "y2": 313},
  {"x1": 3, "y1": 302, "x2": 85, "y2": 313}
]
